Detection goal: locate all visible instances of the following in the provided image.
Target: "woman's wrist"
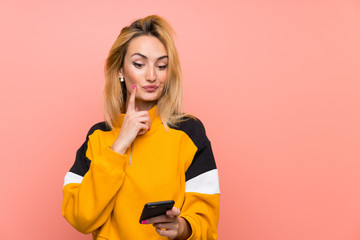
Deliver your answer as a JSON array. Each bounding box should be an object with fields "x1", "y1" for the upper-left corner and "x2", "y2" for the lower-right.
[
  {"x1": 110, "y1": 140, "x2": 128, "y2": 155},
  {"x1": 175, "y1": 217, "x2": 191, "y2": 240},
  {"x1": 110, "y1": 146, "x2": 126, "y2": 155}
]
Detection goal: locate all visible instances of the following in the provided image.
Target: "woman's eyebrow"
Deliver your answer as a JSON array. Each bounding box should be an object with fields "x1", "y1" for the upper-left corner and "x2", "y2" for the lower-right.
[{"x1": 131, "y1": 53, "x2": 168, "y2": 60}]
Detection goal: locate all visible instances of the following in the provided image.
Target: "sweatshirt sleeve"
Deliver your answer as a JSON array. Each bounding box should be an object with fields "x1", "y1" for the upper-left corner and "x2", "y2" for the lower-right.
[
  {"x1": 178, "y1": 119, "x2": 220, "y2": 240},
  {"x1": 62, "y1": 122, "x2": 128, "y2": 234}
]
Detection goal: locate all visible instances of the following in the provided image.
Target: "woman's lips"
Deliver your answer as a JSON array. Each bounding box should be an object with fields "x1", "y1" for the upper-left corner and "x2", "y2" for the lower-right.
[{"x1": 143, "y1": 85, "x2": 159, "y2": 92}]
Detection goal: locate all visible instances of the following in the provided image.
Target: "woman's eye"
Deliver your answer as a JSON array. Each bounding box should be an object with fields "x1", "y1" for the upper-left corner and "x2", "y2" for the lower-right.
[
  {"x1": 157, "y1": 65, "x2": 168, "y2": 70},
  {"x1": 133, "y1": 62, "x2": 144, "y2": 68}
]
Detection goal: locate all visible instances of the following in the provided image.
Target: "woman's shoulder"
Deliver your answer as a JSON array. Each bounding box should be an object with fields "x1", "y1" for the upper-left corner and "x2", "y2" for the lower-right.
[
  {"x1": 86, "y1": 121, "x2": 112, "y2": 137},
  {"x1": 170, "y1": 114, "x2": 209, "y2": 145},
  {"x1": 172, "y1": 114, "x2": 205, "y2": 131}
]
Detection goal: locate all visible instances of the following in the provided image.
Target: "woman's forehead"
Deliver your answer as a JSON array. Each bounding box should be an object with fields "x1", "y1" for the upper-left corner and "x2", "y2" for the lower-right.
[{"x1": 127, "y1": 35, "x2": 167, "y2": 60}]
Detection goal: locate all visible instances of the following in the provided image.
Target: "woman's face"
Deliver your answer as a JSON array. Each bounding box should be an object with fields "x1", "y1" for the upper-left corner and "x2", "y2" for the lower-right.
[{"x1": 120, "y1": 35, "x2": 168, "y2": 109}]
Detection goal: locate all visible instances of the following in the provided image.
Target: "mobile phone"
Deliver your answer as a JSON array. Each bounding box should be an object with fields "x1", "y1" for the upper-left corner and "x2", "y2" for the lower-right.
[{"x1": 139, "y1": 200, "x2": 175, "y2": 224}]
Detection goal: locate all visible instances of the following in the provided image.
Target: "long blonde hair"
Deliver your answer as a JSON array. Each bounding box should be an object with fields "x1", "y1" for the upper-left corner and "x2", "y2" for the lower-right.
[{"x1": 103, "y1": 15, "x2": 186, "y2": 130}]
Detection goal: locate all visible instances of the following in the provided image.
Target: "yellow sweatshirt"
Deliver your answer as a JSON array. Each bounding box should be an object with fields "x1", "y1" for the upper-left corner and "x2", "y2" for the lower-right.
[{"x1": 62, "y1": 106, "x2": 220, "y2": 239}]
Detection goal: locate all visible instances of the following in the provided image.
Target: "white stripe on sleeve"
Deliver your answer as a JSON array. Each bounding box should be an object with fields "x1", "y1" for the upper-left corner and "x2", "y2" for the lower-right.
[
  {"x1": 63, "y1": 172, "x2": 84, "y2": 187},
  {"x1": 185, "y1": 169, "x2": 220, "y2": 194}
]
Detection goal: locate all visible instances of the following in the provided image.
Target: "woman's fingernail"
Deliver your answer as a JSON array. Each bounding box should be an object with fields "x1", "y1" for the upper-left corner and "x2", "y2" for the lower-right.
[
  {"x1": 141, "y1": 220, "x2": 147, "y2": 224},
  {"x1": 133, "y1": 84, "x2": 136, "y2": 89}
]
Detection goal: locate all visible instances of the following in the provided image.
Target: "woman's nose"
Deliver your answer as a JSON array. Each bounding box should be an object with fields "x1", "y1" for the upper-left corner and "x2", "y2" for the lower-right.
[{"x1": 146, "y1": 66, "x2": 156, "y2": 82}]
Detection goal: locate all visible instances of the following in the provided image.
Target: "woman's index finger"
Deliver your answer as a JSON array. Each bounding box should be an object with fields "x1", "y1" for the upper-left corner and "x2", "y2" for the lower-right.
[{"x1": 126, "y1": 84, "x2": 136, "y2": 113}]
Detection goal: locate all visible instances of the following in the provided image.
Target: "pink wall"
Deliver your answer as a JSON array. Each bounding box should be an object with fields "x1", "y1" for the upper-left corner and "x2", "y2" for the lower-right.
[{"x1": 1, "y1": 0, "x2": 359, "y2": 239}]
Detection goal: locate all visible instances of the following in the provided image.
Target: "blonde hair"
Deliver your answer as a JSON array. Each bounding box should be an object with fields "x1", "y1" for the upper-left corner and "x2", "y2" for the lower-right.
[{"x1": 103, "y1": 15, "x2": 186, "y2": 130}]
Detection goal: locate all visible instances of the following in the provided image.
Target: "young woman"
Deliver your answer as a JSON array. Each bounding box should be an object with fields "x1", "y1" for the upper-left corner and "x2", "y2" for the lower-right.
[{"x1": 62, "y1": 15, "x2": 220, "y2": 240}]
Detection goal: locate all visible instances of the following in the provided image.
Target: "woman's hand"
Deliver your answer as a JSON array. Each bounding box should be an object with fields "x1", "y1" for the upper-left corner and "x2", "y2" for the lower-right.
[
  {"x1": 111, "y1": 84, "x2": 151, "y2": 154},
  {"x1": 142, "y1": 207, "x2": 192, "y2": 240}
]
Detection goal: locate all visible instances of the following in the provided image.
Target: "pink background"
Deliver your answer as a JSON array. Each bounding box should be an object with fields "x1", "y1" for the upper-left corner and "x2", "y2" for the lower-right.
[{"x1": 1, "y1": 0, "x2": 359, "y2": 239}]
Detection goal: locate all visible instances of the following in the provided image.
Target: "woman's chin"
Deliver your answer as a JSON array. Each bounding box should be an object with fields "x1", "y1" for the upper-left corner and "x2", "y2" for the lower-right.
[
  {"x1": 135, "y1": 97, "x2": 159, "y2": 107},
  {"x1": 136, "y1": 93, "x2": 162, "y2": 102}
]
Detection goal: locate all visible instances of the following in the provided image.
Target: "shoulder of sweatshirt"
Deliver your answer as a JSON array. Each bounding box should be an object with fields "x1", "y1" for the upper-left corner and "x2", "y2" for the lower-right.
[
  {"x1": 86, "y1": 122, "x2": 111, "y2": 137},
  {"x1": 169, "y1": 116, "x2": 210, "y2": 147}
]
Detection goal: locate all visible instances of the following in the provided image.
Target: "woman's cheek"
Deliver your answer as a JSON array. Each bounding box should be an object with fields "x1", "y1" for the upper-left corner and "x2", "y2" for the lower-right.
[
  {"x1": 159, "y1": 72, "x2": 167, "y2": 84},
  {"x1": 127, "y1": 73, "x2": 139, "y2": 84}
]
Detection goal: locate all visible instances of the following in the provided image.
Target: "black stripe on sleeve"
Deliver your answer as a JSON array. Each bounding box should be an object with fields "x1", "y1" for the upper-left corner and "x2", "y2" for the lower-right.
[
  {"x1": 171, "y1": 117, "x2": 217, "y2": 181},
  {"x1": 69, "y1": 122, "x2": 111, "y2": 177}
]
